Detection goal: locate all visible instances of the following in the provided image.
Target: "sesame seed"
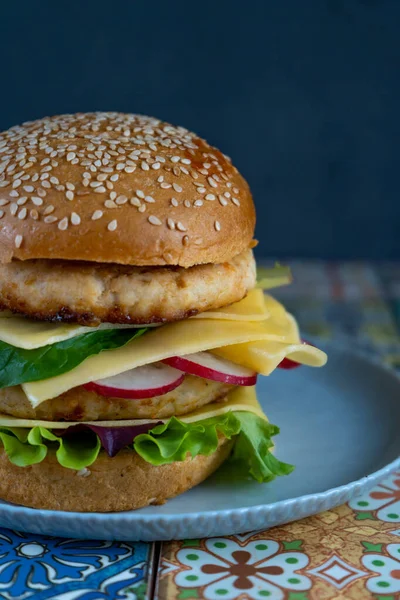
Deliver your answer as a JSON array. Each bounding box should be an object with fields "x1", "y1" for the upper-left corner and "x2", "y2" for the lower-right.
[
  {"x1": 44, "y1": 215, "x2": 57, "y2": 223},
  {"x1": 17, "y1": 197, "x2": 27, "y2": 205},
  {"x1": 180, "y1": 166, "x2": 189, "y2": 175},
  {"x1": 130, "y1": 197, "x2": 141, "y2": 207},
  {"x1": 66, "y1": 152, "x2": 76, "y2": 161},
  {"x1": 10, "y1": 203, "x2": 18, "y2": 215},
  {"x1": 15, "y1": 234, "x2": 23, "y2": 248},
  {"x1": 94, "y1": 186, "x2": 106, "y2": 193},
  {"x1": 110, "y1": 191, "x2": 117, "y2": 200},
  {"x1": 173, "y1": 166, "x2": 181, "y2": 177},
  {"x1": 30, "y1": 209, "x2": 39, "y2": 220},
  {"x1": 176, "y1": 221, "x2": 187, "y2": 232},
  {"x1": 191, "y1": 171, "x2": 199, "y2": 179},
  {"x1": 138, "y1": 204, "x2": 146, "y2": 213},
  {"x1": 37, "y1": 188, "x2": 46, "y2": 197},
  {"x1": 9, "y1": 190, "x2": 19, "y2": 198},
  {"x1": 231, "y1": 197, "x2": 240, "y2": 206},
  {"x1": 218, "y1": 195, "x2": 228, "y2": 206},
  {"x1": 171, "y1": 156, "x2": 180, "y2": 163},
  {"x1": 83, "y1": 178, "x2": 90, "y2": 187},
  {"x1": 194, "y1": 199, "x2": 203, "y2": 207},
  {"x1": 173, "y1": 183, "x2": 182, "y2": 193},
  {"x1": 136, "y1": 190, "x2": 145, "y2": 198},
  {"x1": 184, "y1": 200, "x2": 191, "y2": 207},
  {"x1": 71, "y1": 212, "x2": 81, "y2": 225},
  {"x1": 141, "y1": 161, "x2": 149, "y2": 171},
  {"x1": 104, "y1": 200, "x2": 117, "y2": 209},
  {"x1": 124, "y1": 166, "x2": 136, "y2": 173},
  {"x1": 42, "y1": 180, "x2": 51, "y2": 188},
  {"x1": 167, "y1": 218, "x2": 175, "y2": 230},
  {"x1": 110, "y1": 174, "x2": 119, "y2": 182},
  {"x1": 157, "y1": 175, "x2": 164, "y2": 183},
  {"x1": 148, "y1": 215, "x2": 162, "y2": 226},
  {"x1": 43, "y1": 205, "x2": 54, "y2": 215},
  {"x1": 0, "y1": 199, "x2": 8, "y2": 206},
  {"x1": 31, "y1": 196, "x2": 43, "y2": 206},
  {"x1": 0, "y1": 210, "x2": 3, "y2": 218},
  {"x1": 233, "y1": 187, "x2": 239, "y2": 194},
  {"x1": 152, "y1": 162, "x2": 160, "y2": 170},
  {"x1": 224, "y1": 192, "x2": 231, "y2": 198},
  {"x1": 171, "y1": 197, "x2": 179, "y2": 207},
  {"x1": 12, "y1": 179, "x2": 21, "y2": 188},
  {"x1": 208, "y1": 177, "x2": 218, "y2": 188},
  {"x1": 197, "y1": 187, "x2": 206, "y2": 194},
  {"x1": 160, "y1": 182, "x2": 172, "y2": 189},
  {"x1": 199, "y1": 169, "x2": 208, "y2": 175},
  {"x1": 64, "y1": 190, "x2": 74, "y2": 201},
  {"x1": 214, "y1": 220, "x2": 221, "y2": 231},
  {"x1": 58, "y1": 217, "x2": 69, "y2": 230},
  {"x1": 18, "y1": 207, "x2": 27, "y2": 219},
  {"x1": 92, "y1": 210, "x2": 103, "y2": 220},
  {"x1": 108, "y1": 219, "x2": 118, "y2": 231},
  {"x1": 205, "y1": 194, "x2": 215, "y2": 201},
  {"x1": 203, "y1": 163, "x2": 211, "y2": 169},
  {"x1": 116, "y1": 195, "x2": 128, "y2": 205},
  {"x1": 182, "y1": 235, "x2": 189, "y2": 246},
  {"x1": 66, "y1": 182, "x2": 75, "y2": 190}
]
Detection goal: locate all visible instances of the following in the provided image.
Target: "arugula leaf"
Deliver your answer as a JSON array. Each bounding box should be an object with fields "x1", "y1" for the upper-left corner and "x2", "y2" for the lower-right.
[
  {"x1": 0, "y1": 412, "x2": 294, "y2": 483},
  {"x1": 0, "y1": 328, "x2": 148, "y2": 388}
]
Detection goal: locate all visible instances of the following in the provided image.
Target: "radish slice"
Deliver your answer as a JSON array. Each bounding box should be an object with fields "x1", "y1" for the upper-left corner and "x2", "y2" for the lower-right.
[
  {"x1": 163, "y1": 352, "x2": 257, "y2": 386},
  {"x1": 84, "y1": 363, "x2": 184, "y2": 399},
  {"x1": 277, "y1": 357, "x2": 301, "y2": 369}
]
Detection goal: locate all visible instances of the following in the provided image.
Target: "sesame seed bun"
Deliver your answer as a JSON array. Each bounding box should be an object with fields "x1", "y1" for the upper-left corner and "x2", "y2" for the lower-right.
[
  {"x1": 0, "y1": 437, "x2": 233, "y2": 512},
  {"x1": 0, "y1": 112, "x2": 255, "y2": 267}
]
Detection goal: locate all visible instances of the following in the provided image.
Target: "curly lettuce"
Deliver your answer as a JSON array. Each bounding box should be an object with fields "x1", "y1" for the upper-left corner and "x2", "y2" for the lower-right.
[{"x1": 0, "y1": 412, "x2": 293, "y2": 483}]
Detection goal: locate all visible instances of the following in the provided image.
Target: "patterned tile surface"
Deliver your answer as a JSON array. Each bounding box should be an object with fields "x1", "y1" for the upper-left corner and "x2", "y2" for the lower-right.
[
  {"x1": 0, "y1": 528, "x2": 152, "y2": 600},
  {"x1": 157, "y1": 262, "x2": 400, "y2": 600}
]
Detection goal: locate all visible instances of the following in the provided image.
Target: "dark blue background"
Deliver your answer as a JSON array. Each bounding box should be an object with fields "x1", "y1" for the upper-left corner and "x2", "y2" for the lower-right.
[{"x1": 0, "y1": 0, "x2": 399, "y2": 259}]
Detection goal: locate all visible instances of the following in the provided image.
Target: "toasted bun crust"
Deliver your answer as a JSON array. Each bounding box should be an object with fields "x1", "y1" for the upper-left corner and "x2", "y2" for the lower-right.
[
  {"x1": 0, "y1": 439, "x2": 233, "y2": 512},
  {"x1": 0, "y1": 113, "x2": 255, "y2": 267}
]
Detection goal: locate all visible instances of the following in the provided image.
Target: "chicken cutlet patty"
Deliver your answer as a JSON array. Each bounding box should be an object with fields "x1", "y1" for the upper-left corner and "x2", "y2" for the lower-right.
[
  {"x1": 0, "y1": 249, "x2": 255, "y2": 325},
  {"x1": 0, "y1": 376, "x2": 233, "y2": 421}
]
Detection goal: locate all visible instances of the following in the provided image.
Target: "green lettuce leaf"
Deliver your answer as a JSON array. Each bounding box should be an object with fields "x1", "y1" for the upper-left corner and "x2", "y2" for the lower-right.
[
  {"x1": 0, "y1": 328, "x2": 148, "y2": 389},
  {"x1": 256, "y1": 264, "x2": 292, "y2": 290},
  {"x1": 0, "y1": 412, "x2": 294, "y2": 483},
  {"x1": 0, "y1": 427, "x2": 101, "y2": 469}
]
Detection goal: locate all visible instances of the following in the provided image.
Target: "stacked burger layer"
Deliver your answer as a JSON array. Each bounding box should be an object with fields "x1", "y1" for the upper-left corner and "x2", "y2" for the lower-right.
[{"x1": 0, "y1": 113, "x2": 326, "y2": 512}]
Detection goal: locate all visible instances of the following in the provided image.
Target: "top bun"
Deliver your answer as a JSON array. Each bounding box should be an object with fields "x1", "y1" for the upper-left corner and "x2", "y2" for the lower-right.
[{"x1": 0, "y1": 113, "x2": 255, "y2": 267}]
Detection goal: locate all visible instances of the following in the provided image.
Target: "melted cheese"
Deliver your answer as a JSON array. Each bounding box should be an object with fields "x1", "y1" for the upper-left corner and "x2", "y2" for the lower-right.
[
  {"x1": 0, "y1": 289, "x2": 267, "y2": 350},
  {"x1": 0, "y1": 386, "x2": 264, "y2": 429},
  {"x1": 23, "y1": 308, "x2": 299, "y2": 406}
]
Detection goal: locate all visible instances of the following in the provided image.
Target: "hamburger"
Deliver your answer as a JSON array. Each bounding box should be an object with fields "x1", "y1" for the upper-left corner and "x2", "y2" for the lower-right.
[{"x1": 0, "y1": 112, "x2": 327, "y2": 512}]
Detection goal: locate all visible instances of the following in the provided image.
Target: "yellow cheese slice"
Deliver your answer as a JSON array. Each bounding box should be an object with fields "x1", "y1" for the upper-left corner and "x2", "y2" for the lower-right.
[
  {"x1": 0, "y1": 319, "x2": 157, "y2": 350},
  {"x1": 0, "y1": 289, "x2": 268, "y2": 350},
  {"x1": 192, "y1": 289, "x2": 268, "y2": 321},
  {"x1": 0, "y1": 386, "x2": 265, "y2": 429},
  {"x1": 23, "y1": 312, "x2": 300, "y2": 405},
  {"x1": 212, "y1": 339, "x2": 327, "y2": 375}
]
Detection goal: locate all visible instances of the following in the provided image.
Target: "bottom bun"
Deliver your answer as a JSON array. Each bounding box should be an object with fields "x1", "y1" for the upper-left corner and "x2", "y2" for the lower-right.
[{"x1": 0, "y1": 438, "x2": 233, "y2": 512}]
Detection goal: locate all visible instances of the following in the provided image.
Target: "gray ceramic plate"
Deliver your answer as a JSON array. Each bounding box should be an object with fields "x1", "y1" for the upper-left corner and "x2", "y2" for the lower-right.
[{"x1": 0, "y1": 343, "x2": 399, "y2": 541}]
